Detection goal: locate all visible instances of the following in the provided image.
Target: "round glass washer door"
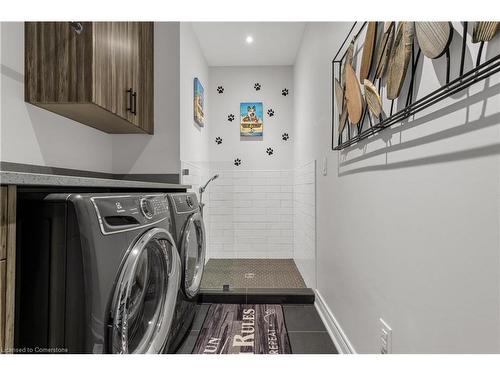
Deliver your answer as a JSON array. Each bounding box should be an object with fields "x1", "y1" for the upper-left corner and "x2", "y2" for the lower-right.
[
  {"x1": 108, "y1": 227, "x2": 180, "y2": 354},
  {"x1": 181, "y1": 212, "x2": 206, "y2": 299}
]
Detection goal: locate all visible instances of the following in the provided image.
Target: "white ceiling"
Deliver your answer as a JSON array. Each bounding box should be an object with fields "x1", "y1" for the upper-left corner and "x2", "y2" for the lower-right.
[{"x1": 191, "y1": 22, "x2": 306, "y2": 66}]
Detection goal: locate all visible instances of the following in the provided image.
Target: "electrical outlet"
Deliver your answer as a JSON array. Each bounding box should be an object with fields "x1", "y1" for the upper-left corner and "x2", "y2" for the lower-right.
[
  {"x1": 322, "y1": 156, "x2": 327, "y2": 176},
  {"x1": 379, "y1": 318, "x2": 392, "y2": 354}
]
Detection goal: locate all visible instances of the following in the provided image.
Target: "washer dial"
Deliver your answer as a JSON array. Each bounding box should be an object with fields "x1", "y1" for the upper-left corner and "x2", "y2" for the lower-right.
[{"x1": 140, "y1": 197, "x2": 155, "y2": 219}]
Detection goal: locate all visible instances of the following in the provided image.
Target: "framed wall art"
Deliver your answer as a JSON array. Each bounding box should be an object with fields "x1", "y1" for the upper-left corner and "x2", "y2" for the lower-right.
[
  {"x1": 240, "y1": 102, "x2": 263, "y2": 137},
  {"x1": 194, "y1": 77, "x2": 205, "y2": 127}
]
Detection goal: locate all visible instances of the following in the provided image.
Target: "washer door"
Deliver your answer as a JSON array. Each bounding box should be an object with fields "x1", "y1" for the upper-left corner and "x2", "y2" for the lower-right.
[
  {"x1": 108, "y1": 228, "x2": 180, "y2": 354},
  {"x1": 181, "y1": 212, "x2": 206, "y2": 299}
]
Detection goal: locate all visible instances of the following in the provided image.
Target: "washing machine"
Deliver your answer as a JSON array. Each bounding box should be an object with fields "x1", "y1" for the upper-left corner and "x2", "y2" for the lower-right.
[
  {"x1": 166, "y1": 192, "x2": 206, "y2": 351},
  {"x1": 15, "y1": 192, "x2": 181, "y2": 354}
]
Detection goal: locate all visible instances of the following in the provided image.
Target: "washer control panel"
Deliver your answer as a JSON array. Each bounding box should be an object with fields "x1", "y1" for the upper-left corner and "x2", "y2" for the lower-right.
[
  {"x1": 140, "y1": 196, "x2": 169, "y2": 219},
  {"x1": 91, "y1": 194, "x2": 170, "y2": 234},
  {"x1": 170, "y1": 193, "x2": 199, "y2": 213}
]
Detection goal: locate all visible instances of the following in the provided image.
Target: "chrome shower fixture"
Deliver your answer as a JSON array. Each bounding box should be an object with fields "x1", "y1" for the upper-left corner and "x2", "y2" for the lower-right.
[
  {"x1": 199, "y1": 174, "x2": 219, "y2": 217},
  {"x1": 199, "y1": 174, "x2": 219, "y2": 194}
]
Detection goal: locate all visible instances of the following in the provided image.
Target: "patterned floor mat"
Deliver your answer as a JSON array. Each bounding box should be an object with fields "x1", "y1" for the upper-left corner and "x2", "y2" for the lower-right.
[{"x1": 192, "y1": 304, "x2": 291, "y2": 354}]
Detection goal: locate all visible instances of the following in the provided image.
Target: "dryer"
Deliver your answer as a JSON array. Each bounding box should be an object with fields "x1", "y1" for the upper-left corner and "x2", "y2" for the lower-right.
[
  {"x1": 15, "y1": 193, "x2": 181, "y2": 354},
  {"x1": 166, "y1": 192, "x2": 206, "y2": 351}
]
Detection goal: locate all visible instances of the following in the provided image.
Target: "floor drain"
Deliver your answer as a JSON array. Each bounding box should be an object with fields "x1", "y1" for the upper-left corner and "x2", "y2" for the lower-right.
[{"x1": 244, "y1": 273, "x2": 255, "y2": 279}]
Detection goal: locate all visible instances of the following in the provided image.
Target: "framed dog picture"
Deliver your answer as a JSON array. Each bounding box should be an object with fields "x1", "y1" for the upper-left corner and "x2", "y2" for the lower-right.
[
  {"x1": 240, "y1": 102, "x2": 263, "y2": 137},
  {"x1": 194, "y1": 77, "x2": 205, "y2": 127}
]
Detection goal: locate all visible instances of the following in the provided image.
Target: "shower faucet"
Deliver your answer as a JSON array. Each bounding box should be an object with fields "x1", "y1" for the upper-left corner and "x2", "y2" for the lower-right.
[{"x1": 199, "y1": 174, "x2": 219, "y2": 216}]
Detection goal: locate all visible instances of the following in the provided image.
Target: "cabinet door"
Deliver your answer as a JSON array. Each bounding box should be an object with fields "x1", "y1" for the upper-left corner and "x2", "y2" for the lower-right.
[
  {"x1": 25, "y1": 22, "x2": 93, "y2": 104},
  {"x1": 0, "y1": 186, "x2": 16, "y2": 353},
  {"x1": 0, "y1": 260, "x2": 5, "y2": 353},
  {"x1": 126, "y1": 22, "x2": 140, "y2": 127},
  {"x1": 129, "y1": 22, "x2": 154, "y2": 134},
  {"x1": 139, "y1": 22, "x2": 154, "y2": 134},
  {"x1": 93, "y1": 22, "x2": 131, "y2": 121}
]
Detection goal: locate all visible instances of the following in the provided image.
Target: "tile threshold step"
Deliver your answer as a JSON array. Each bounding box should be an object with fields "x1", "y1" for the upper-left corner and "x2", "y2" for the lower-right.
[{"x1": 198, "y1": 288, "x2": 315, "y2": 304}]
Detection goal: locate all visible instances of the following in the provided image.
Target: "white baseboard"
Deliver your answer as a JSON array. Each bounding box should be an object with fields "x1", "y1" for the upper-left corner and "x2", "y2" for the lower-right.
[{"x1": 314, "y1": 290, "x2": 356, "y2": 354}]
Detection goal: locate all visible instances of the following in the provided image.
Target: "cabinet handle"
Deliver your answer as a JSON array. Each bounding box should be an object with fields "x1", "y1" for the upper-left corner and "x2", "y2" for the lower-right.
[
  {"x1": 132, "y1": 91, "x2": 137, "y2": 115},
  {"x1": 126, "y1": 88, "x2": 133, "y2": 113}
]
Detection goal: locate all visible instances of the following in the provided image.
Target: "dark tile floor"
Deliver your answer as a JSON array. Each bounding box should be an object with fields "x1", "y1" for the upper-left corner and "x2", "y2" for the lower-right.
[
  {"x1": 175, "y1": 304, "x2": 210, "y2": 354},
  {"x1": 176, "y1": 304, "x2": 338, "y2": 354}
]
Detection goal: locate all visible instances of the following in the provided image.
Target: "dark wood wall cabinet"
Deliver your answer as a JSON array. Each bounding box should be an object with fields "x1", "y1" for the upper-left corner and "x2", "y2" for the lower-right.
[{"x1": 25, "y1": 22, "x2": 154, "y2": 134}]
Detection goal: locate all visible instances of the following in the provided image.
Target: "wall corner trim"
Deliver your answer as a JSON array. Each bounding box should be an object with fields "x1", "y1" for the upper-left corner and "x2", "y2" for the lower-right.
[{"x1": 314, "y1": 290, "x2": 356, "y2": 354}]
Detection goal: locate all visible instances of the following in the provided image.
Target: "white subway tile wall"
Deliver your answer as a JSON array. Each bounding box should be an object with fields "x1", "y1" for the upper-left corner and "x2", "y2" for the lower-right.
[
  {"x1": 293, "y1": 161, "x2": 316, "y2": 288},
  {"x1": 182, "y1": 162, "x2": 317, "y2": 288},
  {"x1": 207, "y1": 169, "x2": 295, "y2": 259}
]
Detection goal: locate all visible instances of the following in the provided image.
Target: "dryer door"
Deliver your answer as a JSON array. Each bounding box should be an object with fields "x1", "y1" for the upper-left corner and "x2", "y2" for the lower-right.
[
  {"x1": 108, "y1": 228, "x2": 181, "y2": 354},
  {"x1": 181, "y1": 211, "x2": 206, "y2": 299}
]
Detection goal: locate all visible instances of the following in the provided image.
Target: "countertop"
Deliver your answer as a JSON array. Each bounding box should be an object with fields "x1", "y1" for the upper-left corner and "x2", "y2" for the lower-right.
[{"x1": 0, "y1": 171, "x2": 190, "y2": 190}]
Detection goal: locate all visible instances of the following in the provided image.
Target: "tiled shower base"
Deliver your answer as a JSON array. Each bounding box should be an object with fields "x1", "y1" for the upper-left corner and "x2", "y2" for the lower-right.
[{"x1": 200, "y1": 258, "x2": 307, "y2": 289}]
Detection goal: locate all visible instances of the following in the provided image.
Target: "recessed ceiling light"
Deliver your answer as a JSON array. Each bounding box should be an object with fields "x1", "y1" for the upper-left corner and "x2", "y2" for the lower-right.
[{"x1": 246, "y1": 35, "x2": 254, "y2": 44}]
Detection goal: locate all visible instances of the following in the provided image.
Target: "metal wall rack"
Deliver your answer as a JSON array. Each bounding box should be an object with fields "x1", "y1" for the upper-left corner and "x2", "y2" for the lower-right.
[{"x1": 332, "y1": 22, "x2": 500, "y2": 151}]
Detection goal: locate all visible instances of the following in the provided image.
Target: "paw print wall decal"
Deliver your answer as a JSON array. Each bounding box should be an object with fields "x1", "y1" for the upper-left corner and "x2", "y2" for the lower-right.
[
  {"x1": 254, "y1": 83, "x2": 261, "y2": 91},
  {"x1": 228, "y1": 114, "x2": 235, "y2": 122},
  {"x1": 267, "y1": 109, "x2": 275, "y2": 117},
  {"x1": 215, "y1": 137, "x2": 222, "y2": 145},
  {"x1": 217, "y1": 86, "x2": 224, "y2": 94},
  {"x1": 282, "y1": 88, "x2": 289, "y2": 96},
  {"x1": 266, "y1": 147, "x2": 274, "y2": 156},
  {"x1": 234, "y1": 158, "x2": 242, "y2": 166},
  {"x1": 282, "y1": 133, "x2": 289, "y2": 141}
]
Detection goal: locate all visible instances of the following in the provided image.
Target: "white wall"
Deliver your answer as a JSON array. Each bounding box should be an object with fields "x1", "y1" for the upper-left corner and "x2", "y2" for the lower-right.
[
  {"x1": 1, "y1": 22, "x2": 181, "y2": 176},
  {"x1": 202, "y1": 65, "x2": 295, "y2": 260},
  {"x1": 112, "y1": 22, "x2": 181, "y2": 174},
  {"x1": 179, "y1": 23, "x2": 210, "y2": 164},
  {"x1": 208, "y1": 66, "x2": 293, "y2": 170},
  {"x1": 178, "y1": 23, "x2": 212, "y2": 257},
  {"x1": 1, "y1": 22, "x2": 113, "y2": 173},
  {"x1": 294, "y1": 22, "x2": 500, "y2": 353}
]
